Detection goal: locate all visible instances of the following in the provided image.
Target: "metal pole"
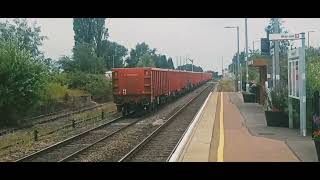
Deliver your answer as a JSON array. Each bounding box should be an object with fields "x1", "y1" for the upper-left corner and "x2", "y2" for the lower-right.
[
  {"x1": 300, "y1": 32, "x2": 306, "y2": 136},
  {"x1": 274, "y1": 18, "x2": 280, "y2": 90},
  {"x1": 237, "y1": 26, "x2": 241, "y2": 92},
  {"x1": 245, "y1": 18, "x2": 249, "y2": 92},
  {"x1": 288, "y1": 55, "x2": 293, "y2": 128}
]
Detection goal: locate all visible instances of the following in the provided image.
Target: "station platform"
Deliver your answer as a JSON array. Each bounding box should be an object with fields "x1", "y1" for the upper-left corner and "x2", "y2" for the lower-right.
[{"x1": 169, "y1": 89, "x2": 318, "y2": 162}]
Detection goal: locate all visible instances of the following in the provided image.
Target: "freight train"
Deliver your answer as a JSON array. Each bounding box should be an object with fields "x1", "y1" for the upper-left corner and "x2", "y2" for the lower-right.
[{"x1": 112, "y1": 68, "x2": 212, "y2": 116}]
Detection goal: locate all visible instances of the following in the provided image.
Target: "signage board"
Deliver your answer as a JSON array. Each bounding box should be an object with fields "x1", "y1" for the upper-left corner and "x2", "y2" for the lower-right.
[
  {"x1": 288, "y1": 48, "x2": 303, "y2": 99},
  {"x1": 269, "y1": 33, "x2": 300, "y2": 41},
  {"x1": 261, "y1": 38, "x2": 270, "y2": 55}
]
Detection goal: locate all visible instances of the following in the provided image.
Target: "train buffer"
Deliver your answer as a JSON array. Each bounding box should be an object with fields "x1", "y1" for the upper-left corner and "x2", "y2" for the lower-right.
[{"x1": 169, "y1": 90, "x2": 318, "y2": 162}]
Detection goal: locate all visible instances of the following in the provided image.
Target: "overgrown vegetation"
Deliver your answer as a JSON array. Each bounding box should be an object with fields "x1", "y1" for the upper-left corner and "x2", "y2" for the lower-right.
[
  {"x1": 0, "y1": 38, "x2": 49, "y2": 125},
  {"x1": 218, "y1": 80, "x2": 235, "y2": 92}
]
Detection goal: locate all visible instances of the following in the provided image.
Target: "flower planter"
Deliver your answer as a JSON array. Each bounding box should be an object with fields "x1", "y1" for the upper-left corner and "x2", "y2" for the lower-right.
[
  {"x1": 242, "y1": 93, "x2": 256, "y2": 103},
  {"x1": 264, "y1": 111, "x2": 289, "y2": 127},
  {"x1": 314, "y1": 140, "x2": 320, "y2": 162}
]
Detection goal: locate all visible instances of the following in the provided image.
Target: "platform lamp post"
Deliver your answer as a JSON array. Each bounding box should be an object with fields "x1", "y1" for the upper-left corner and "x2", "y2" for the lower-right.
[{"x1": 225, "y1": 26, "x2": 240, "y2": 92}]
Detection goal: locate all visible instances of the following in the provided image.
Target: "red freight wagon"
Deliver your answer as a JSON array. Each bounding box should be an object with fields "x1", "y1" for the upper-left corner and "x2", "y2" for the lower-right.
[{"x1": 112, "y1": 67, "x2": 211, "y2": 116}]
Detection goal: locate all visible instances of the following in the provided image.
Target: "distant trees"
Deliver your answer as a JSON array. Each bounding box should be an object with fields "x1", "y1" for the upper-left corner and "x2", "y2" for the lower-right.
[
  {"x1": 136, "y1": 53, "x2": 156, "y2": 67},
  {"x1": 101, "y1": 40, "x2": 128, "y2": 69},
  {"x1": 126, "y1": 42, "x2": 155, "y2": 67},
  {"x1": 177, "y1": 64, "x2": 203, "y2": 72},
  {"x1": 63, "y1": 18, "x2": 128, "y2": 73},
  {"x1": 265, "y1": 18, "x2": 290, "y2": 54},
  {"x1": 126, "y1": 42, "x2": 180, "y2": 70},
  {"x1": 0, "y1": 18, "x2": 47, "y2": 59},
  {"x1": 57, "y1": 18, "x2": 124, "y2": 103},
  {"x1": 73, "y1": 18, "x2": 109, "y2": 57},
  {"x1": 167, "y1": 57, "x2": 174, "y2": 69}
]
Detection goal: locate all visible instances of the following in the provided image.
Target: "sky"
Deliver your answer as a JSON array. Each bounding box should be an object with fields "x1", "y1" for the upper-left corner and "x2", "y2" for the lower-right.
[{"x1": 2, "y1": 18, "x2": 320, "y2": 73}]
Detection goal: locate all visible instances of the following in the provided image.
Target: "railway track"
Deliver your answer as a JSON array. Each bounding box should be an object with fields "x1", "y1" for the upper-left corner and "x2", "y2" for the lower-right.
[
  {"x1": 0, "y1": 103, "x2": 105, "y2": 137},
  {"x1": 119, "y1": 82, "x2": 214, "y2": 162},
  {"x1": 15, "y1": 115, "x2": 128, "y2": 162}
]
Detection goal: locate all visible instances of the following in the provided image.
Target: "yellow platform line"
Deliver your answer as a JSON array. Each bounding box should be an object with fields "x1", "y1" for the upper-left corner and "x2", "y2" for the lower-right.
[{"x1": 217, "y1": 92, "x2": 224, "y2": 162}]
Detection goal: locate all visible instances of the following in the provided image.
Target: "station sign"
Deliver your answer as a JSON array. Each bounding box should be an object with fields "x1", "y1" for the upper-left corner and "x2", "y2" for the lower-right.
[
  {"x1": 288, "y1": 48, "x2": 303, "y2": 99},
  {"x1": 288, "y1": 48, "x2": 300, "y2": 59},
  {"x1": 269, "y1": 33, "x2": 300, "y2": 41}
]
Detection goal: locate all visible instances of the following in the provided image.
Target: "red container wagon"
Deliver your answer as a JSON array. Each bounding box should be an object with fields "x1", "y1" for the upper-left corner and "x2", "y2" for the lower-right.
[{"x1": 112, "y1": 68, "x2": 211, "y2": 116}]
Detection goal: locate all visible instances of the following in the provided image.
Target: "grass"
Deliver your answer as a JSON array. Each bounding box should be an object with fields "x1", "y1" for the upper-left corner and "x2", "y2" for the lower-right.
[{"x1": 218, "y1": 79, "x2": 235, "y2": 92}]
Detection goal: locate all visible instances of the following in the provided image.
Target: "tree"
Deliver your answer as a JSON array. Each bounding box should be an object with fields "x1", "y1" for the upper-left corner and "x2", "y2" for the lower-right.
[
  {"x1": 155, "y1": 54, "x2": 169, "y2": 68},
  {"x1": 101, "y1": 40, "x2": 128, "y2": 69},
  {"x1": 72, "y1": 42, "x2": 106, "y2": 74},
  {"x1": 177, "y1": 64, "x2": 203, "y2": 72},
  {"x1": 167, "y1": 57, "x2": 174, "y2": 69},
  {"x1": 58, "y1": 56, "x2": 74, "y2": 72},
  {"x1": 0, "y1": 18, "x2": 47, "y2": 59},
  {"x1": 44, "y1": 58, "x2": 61, "y2": 73},
  {"x1": 126, "y1": 42, "x2": 154, "y2": 67},
  {"x1": 0, "y1": 39, "x2": 49, "y2": 124},
  {"x1": 73, "y1": 18, "x2": 108, "y2": 57},
  {"x1": 265, "y1": 18, "x2": 290, "y2": 55},
  {"x1": 136, "y1": 53, "x2": 156, "y2": 67},
  {"x1": 58, "y1": 43, "x2": 106, "y2": 74}
]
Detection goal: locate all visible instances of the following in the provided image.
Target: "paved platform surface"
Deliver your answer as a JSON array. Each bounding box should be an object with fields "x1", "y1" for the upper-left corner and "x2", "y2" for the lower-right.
[
  {"x1": 221, "y1": 93, "x2": 298, "y2": 162},
  {"x1": 228, "y1": 92, "x2": 318, "y2": 162},
  {"x1": 174, "y1": 90, "x2": 318, "y2": 162},
  {"x1": 176, "y1": 91, "x2": 218, "y2": 161}
]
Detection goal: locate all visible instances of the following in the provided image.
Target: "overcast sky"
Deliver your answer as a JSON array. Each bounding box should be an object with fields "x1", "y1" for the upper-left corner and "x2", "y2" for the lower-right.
[{"x1": 2, "y1": 18, "x2": 320, "y2": 73}]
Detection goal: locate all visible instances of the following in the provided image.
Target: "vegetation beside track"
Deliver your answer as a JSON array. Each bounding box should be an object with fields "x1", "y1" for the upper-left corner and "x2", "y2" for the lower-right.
[
  {"x1": 217, "y1": 79, "x2": 235, "y2": 92},
  {"x1": 0, "y1": 102, "x2": 117, "y2": 162}
]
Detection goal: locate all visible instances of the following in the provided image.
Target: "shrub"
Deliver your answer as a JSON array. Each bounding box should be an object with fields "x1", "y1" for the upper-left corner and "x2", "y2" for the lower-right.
[
  {"x1": 67, "y1": 71, "x2": 112, "y2": 103},
  {"x1": 0, "y1": 39, "x2": 48, "y2": 125},
  {"x1": 270, "y1": 85, "x2": 288, "y2": 112}
]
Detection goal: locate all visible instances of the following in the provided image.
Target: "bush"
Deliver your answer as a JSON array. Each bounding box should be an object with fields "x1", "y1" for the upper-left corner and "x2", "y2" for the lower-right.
[
  {"x1": 270, "y1": 85, "x2": 288, "y2": 112},
  {"x1": 0, "y1": 39, "x2": 49, "y2": 125},
  {"x1": 84, "y1": 75, "x2": 112, "y2": 102},
  {"x1": 67, "y1": 71, "x2": 112, "y2": 103}
]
